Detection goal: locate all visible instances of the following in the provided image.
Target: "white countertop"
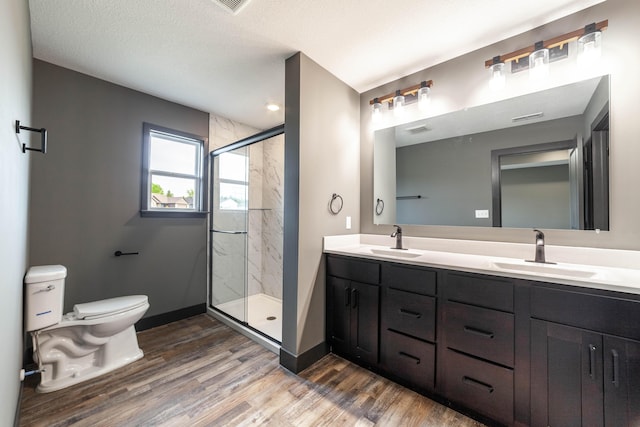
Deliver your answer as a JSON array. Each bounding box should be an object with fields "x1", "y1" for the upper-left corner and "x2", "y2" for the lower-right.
[{"x1": 323, "y1": 234, "x2": 640, "y2": 295}]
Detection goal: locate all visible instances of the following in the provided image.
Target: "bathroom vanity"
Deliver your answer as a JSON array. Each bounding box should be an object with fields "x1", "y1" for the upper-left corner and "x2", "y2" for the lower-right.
[{"x1": 324, "y1": 235, "x2": 640, "y2": 427}]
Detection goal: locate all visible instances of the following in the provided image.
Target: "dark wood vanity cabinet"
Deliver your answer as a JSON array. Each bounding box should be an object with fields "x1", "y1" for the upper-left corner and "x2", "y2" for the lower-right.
[
  {"x1": 326, "y1": 255, "x2": 381, "y2": 366},
  {"x1": 325, "y1": 254, "x2": 640, "y2": 427},
  {"x1": 530, "y1": 286, "x2": 640, "y2": 427},
  {"x1": 439, "y1": 272, "x2": 516, "y2": 427},
  {"x1": 379, "y1": 263, "x2": 437, "y2": 392}
]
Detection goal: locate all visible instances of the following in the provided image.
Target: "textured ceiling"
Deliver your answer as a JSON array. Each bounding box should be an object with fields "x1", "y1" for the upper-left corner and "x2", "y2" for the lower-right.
[{"x1": 28, "y1": 0, "x2": 604, "y2": 130}]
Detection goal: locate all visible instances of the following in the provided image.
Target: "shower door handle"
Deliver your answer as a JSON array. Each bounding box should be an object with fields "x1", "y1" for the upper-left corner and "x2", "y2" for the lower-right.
[{"x1": 210, "y1": 229, "x2": 248, "y2": 234}]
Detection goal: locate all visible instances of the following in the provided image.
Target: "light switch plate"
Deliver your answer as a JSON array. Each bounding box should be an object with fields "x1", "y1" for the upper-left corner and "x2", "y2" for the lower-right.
[{"x1": 475, "y1": 209, "x2": 489, "y2": 219}]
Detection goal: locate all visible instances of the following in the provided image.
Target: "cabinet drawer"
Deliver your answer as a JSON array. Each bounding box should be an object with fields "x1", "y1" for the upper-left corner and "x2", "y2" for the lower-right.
[
  {"x1": 444, "y1": 301, "x2": 514, "y2": 367},
  {"x1": 445, "y1": 272, "x2": 513, "y2": 312},
  {"x1": 383, "y1": 263, "x2": 436, "y2": 296},
  {"x1": 381, "y1": 330, "x2": 435, "y2": 391},
  {"x1": 531, "y1": 286, "x2": 640, "y2": 341},
  {"x1": 442, "y1": 350, "x2": 514, "y2": 426},
  {"x1": 327, "y1": 255, "x2": 380, "y2": 284},
  {"x1": 383, "y1": 287, "x2": 436, "y2": 342}
]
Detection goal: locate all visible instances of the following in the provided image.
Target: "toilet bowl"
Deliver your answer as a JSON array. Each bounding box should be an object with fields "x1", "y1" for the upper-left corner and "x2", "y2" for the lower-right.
[{"x1": 25, "y1": 265, "x2": 149, "y2": 393}]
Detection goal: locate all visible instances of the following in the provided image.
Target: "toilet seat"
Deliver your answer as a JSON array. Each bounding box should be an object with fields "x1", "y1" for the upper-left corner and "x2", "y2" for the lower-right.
[{"x1": 74, "y1": 295, "x2": 148, "y2": 320}]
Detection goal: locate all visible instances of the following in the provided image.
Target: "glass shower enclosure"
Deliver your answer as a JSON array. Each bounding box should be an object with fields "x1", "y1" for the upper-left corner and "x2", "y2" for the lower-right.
[{"x1": 208, "y1": 125, "x2": 284, "y2": 343}]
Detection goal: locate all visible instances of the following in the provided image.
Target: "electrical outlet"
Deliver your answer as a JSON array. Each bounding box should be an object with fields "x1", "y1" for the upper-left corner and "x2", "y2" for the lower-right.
[
  {"x1": 346, "y1": 216, "x2": 351, "y2": 229},
  {"x1": 475, "y1": 209, "x2": 489, "y2": 219}
]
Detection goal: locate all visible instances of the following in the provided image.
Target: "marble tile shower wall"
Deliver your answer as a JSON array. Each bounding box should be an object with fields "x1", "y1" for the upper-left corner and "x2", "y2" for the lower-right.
[
  {"x1": 209, "y1": 115, "x2": 258, "y2": 306},
  {"x1": 248, "y1": 135, "x2": 284, "y2": 300}
]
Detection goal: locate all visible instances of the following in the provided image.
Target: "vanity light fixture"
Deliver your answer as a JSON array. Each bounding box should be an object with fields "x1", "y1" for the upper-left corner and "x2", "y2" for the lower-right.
[
  {"x1": 577, "y1": 23, "x2": 603, "y2": 68},
  {"x1": 417, "y1": 81, "x2": 431, "y2": 110},
  {"x1": 489, "y1": 56, "x2": 506, "y2": 90},
  {"x1": 368, "y1": 80, "x2": 434, "y2": 118},
  {"x1": 393, "y1": 90, "x2": 405, "y2": 116},
  {"x1": 529, "y1": 41, "x2": 549, "y2": 81},
  {"x1": 371, "y1": 98, "x2": 383, "y2": 121},
  {"x1": 266, "y1": 103, "x2": 280, "y2": 111},
  {"x1": 484, "y1": 20, "x2": 608, "y2": 83}
]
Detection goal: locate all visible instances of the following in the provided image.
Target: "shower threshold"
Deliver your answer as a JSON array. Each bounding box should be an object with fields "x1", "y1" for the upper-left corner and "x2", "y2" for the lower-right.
[{"x1": 211, "y1": 293, "x2": 282, "y2": 351}]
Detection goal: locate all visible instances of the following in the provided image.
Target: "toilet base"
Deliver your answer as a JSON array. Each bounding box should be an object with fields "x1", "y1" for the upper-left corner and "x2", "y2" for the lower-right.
[
  {"x1": 34, "y1": 325, "x2": 145, "y2": 393},
  {"x1": 36, "y1": 349, "x2": 144, "y2": 393}
]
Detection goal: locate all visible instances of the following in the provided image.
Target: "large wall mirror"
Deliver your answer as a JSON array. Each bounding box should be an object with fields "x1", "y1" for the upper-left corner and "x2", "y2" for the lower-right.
[{"x1": 373, "y1": 74, "x2": 610, "y2": 230}]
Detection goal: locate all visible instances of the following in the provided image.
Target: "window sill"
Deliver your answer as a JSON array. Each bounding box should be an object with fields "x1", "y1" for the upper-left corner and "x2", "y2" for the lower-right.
[{"x1": 140, "y1": 210, "x2": 208, "y2": 219}]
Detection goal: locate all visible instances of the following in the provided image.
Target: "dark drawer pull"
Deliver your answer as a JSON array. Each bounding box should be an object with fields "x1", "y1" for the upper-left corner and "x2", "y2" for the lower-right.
[
  {"x1": 463, "y1": 325, "x2": 494, "y2": 339},
  {"x1": 611, "y1": 349, "x2": 619, "y2": 388},
  {"x1": 589, "y1": 344, "x2": 597, "y2": 379},
  {"x1": 462, "y1": 376, "x2": 494, "y2": 394},
  {"x1": 344, "y1": 287, "x2": 350, "y2": 307},
  {"x1": 398, "y1": 351, "x2": 421, "y2": 364},
  {"x1": 399, "y1": 308, "x2": 422, "y2": 319}
]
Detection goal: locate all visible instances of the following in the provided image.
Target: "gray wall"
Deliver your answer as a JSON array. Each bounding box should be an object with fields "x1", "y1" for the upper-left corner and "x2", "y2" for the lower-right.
[
  {"x1": 283, "y1": 53, "x2": 360, "y2": 358},
  {"x1": 30, "y1": 60, "x2": 209, "y2": 317},
  {"x1": 361, "y1": 0, "x2": 640, "y2": 250},
  {"x1": 395, "y1": 116, "x2": 581, "y2": 227},
  {"x1": 1, "y1": 0, "x2": 32, "y2": 423}
]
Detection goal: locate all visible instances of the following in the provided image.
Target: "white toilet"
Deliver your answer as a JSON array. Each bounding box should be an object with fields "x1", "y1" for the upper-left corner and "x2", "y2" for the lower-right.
[{"x1": 24, "y1": 265, "x2": 149, "y2": 393}]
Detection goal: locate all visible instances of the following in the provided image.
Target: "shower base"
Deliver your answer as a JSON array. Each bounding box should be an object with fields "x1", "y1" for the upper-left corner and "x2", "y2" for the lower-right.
[{"x1": 215, "y1": 293, "x2": 282, "y2": 342}]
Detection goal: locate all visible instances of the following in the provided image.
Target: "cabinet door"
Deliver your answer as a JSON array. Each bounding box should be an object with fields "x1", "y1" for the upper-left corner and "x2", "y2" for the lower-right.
[
  {"x1": 350, "y1": 281, "x2": 380, "y2": 365},
  {"x1": 531, "y1": 320, "x2": 604, "y2": 427},
  {"x1": 604, "y1": 336, "x2": 640, "y2": 427},
  {"x1": 327, "y1": 276, "x2": 350, "y2": 355}
]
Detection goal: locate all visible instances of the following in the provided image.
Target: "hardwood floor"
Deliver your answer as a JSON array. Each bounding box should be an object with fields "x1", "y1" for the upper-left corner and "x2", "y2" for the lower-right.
[{"x1": 19, "y1": 315, "x2": 486, "y2": 426}]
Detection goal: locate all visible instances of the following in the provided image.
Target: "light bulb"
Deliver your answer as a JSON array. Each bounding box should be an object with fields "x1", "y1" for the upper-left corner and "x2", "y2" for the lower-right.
[
  {"x1": 529, "y1": 43, "x2": 549, "y2": 81},
  {"x1": 371, "y1": 98, "x2": 383, "y2": 122},
  {"x1": 578, "y1": 29, "x2": 602, "y2": 68},
  {"x1": 418, "y1": 82, "x2": 431, "y2": 110},
  {"x1": 489, "y1": 62, "x2": 505, "y2": 91},
  {"x1": 393, "y1": 90, "x2": 405, "y2": 116}
]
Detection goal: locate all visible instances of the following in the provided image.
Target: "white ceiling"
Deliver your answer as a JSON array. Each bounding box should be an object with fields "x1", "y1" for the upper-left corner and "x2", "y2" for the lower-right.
[{"x1": 28, "y1": 0, "x2": 604, "y2": 130}]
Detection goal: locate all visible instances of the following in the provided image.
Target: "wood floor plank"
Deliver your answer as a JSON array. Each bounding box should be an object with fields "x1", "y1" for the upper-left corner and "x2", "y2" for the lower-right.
[{"x1": 19, "y1": 314, "x2": 486, "y2": 427}]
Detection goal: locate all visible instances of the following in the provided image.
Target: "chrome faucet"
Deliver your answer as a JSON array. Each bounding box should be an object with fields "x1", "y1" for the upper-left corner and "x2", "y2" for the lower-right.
[
  {"x1": 533, "y1": 229, "x2": 546, "y2": 263},
  {"x1": 390, "y1": 225, "x2": 405, "y2": 250}
]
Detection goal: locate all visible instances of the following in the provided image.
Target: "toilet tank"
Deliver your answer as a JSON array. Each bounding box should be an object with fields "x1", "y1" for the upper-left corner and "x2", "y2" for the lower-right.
[{"x1": 24, "y1": 265, "x2": 66, "y2": 332}]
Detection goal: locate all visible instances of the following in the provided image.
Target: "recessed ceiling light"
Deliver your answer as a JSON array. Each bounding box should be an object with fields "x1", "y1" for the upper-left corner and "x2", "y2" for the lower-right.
[{"x1": 266, "y1": 104, "x2": 280, "y2": 112}]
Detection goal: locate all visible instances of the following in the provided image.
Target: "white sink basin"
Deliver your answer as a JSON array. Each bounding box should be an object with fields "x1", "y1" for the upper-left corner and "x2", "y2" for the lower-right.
[
  {"x1": 492, "y1": 261, "x2": 598, "y2": 279},
  {"x1": 365, "y1": 248, "x2": 423, "y2": 259}
]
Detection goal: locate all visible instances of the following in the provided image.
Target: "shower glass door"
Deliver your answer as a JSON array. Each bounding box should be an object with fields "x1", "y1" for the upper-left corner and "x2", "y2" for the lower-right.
[
  {"x1": 209, "y1": 147, "x2": 249, "y2": 324},
  {"x1": 209, "y1": 125, "x2": 284, "y2": 343}
]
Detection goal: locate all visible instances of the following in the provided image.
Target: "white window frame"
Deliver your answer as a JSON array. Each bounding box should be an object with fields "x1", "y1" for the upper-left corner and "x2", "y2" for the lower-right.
[{"x1": 141, "y1": 123, "x2": 207, "y2": 218}]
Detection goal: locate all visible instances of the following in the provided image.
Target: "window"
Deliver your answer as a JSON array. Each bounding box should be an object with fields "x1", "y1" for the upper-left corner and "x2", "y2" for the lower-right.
[
  {"x1": 141, "y1": 123, "x2": 206, "y2": 217},
  {"x1": 218, "y1": 151, "x2": 248, "y2": 210}
]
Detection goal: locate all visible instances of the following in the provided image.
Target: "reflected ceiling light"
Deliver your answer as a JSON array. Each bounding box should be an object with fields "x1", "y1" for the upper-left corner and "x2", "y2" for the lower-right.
[
  {"x1": 368, "y1": 80, "x2": 434, "y2": 118},
  {"x1": 484, "y1": 20, "x2": 607, "y2": 84},
  {"x1": 489, "y1": 56, "x2": 506, "y2": 90},
  {"x1": 529, "y1": 41, "x2": 549, "y2": 81},
  {"x1": 266, "y1": 103, "x2": 280, "y2": 111},
  {"x1": 578, "y1": 23, "x2": 602, "y2": 68}
]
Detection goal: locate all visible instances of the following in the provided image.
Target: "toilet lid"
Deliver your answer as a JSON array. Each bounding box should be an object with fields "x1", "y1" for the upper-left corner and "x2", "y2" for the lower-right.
[{"x1": 74, "y1": 295, "x2": 148, "y2": 320}]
